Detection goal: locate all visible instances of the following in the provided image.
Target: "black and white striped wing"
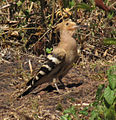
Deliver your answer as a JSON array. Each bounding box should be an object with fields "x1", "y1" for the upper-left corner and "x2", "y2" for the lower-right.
[{"x1": 18, "y1": 52, "x2": 66, "y2": 98}]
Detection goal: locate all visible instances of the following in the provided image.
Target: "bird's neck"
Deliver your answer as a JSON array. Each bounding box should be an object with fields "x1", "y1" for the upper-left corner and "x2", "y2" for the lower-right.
[
  {"x1": 58, "y1": 30, "x2": 77, "y2": 50},
  {"x1": 60, "y1": 30, "x2": 76, "y2": 44}
]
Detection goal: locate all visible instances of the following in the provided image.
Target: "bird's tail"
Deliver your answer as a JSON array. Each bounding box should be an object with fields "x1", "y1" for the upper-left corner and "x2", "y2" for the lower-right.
[
  {"x1": 18, "y1": 80, "x2": 38, "y2": 98},
  {"x1": 17, "y1": 54, "x2": 62, "y2": 98}
]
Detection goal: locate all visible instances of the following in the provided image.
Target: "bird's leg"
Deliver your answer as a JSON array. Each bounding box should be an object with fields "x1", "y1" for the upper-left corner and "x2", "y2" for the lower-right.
[
  {"x1": 53, "y1": 78, "x2": 60, "y2": 93},
  {"x1": 59, "y1": 77, "x2": 65, "y2": 88}
]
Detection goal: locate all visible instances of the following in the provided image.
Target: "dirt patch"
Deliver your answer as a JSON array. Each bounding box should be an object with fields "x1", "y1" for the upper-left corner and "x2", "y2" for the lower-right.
[{"x1": 0, "y1": 49, "x2": 115, "y2": 119}]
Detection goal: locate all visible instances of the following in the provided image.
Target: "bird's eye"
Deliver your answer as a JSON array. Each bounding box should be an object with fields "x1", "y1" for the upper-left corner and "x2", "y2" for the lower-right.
[{"x1": 66, "y1": 23, "x2": 69, "y2": 26}]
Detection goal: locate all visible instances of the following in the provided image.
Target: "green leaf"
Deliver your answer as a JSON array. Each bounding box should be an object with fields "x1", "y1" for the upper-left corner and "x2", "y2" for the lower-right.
[
  {"x1": 79, "y1": 110, "x2": 88, "y2": 116},
  {"x1": 107, "y1": 12, "x2": 114, "y2": 19},
  {"x1": 63, "y1": 106, "x2": 78, "y2": 119},
  {"x1": 97, "y1": 105, "x2": 106, "y2": 115},
  {"x1": 69, "y1": 0, "x2": 75, "y2": 8},
  {"x1": 60, "y1": 114, "x2": 71, "y2": 120},
  {"x1": 114, "y1": 88, "x2": 116, "y2": 93},
  {"x1": 108, "y1": 66, "x2": 116, "y2": 76},
  {"x1": 96, "y1": 84, "x2": 105, "y2": 100},
  {"x1": 108, "y1": 75, "x2": 116, "y2": 90},
  {"x1": 77, "y1": 3, "x2": 94, "y2": 11},
  {"x1": 64, "y1": 106, "x2": 76, "y2": 115},
  {"x1": 108, "y1": 66, "x2": 116, "y2": 90},
  {"x1": 90, "y1": 0, "x2": 95, "y2": 7},
  {"x1": 104, "y1": 86, "x2": 115, "y2": 105},
  {"x1": 46, "y1": 48, "x2": 53, "y2": 54},
  {"x1": 105, "y1": 105, "x2": 116, "y2": 120},
  {"x1": 103, "y1": 38, "x2": 116, "y2": 45},
  {"x1": 79, "y1": 107, "x2": 88, "y2": 116},
  {"x1": 17, "y1": 1, "x2": 23, "y2": 6},
  {"x1": 89, "y1": 111, "x2": 100, "y2": 120}
]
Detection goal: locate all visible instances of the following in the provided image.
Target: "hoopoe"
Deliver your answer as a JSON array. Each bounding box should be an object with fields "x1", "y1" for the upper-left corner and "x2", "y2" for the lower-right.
[{"x1": 18, "y1": 19, "x2": 78, "y2": 98}]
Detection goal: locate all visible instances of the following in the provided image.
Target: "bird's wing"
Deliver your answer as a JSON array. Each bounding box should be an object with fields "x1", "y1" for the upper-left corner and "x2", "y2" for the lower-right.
[{"x1": 18, "y1": 48, "x2": 66, "y2": 98}]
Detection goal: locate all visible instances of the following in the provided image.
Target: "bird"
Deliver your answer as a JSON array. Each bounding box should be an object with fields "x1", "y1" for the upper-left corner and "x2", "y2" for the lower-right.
[{"x1": 18, "y1": 19, "x2": 78, "y2": 98}]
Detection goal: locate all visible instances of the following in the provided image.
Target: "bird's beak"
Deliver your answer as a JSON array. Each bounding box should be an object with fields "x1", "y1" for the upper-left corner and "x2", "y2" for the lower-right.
[
  {"x1": 71, "y1": 25, "x2": 79, "y2": 30},
  {"x1": 72, "y1": 25, "x2": 88, "y2": 30},
  {"x1": 73, "y1": 26, "x2": 79, "y2": 29}
]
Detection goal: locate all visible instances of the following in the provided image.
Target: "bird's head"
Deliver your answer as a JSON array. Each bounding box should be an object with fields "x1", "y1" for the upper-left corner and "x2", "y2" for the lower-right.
[{"x1": 56, "y1": 19, "x2": 78, "y2": 35}]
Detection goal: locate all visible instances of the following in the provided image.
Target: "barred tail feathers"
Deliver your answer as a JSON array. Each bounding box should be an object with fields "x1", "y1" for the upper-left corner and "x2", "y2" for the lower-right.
[
  {"x1": 18, "y1": 54, "x2": 63, "y2": 97},
  {"x1": 18, "y1": 83, "x2": 37, "y2": 98}
]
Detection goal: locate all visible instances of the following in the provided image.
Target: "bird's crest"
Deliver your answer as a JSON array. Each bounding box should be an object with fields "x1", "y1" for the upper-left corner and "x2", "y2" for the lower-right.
[{"x1": 56, "y1": 19, "x2": 77, "y2": 31}]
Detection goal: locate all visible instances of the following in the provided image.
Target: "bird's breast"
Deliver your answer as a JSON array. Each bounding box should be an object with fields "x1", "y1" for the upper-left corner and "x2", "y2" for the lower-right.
[{"x1": 65, "y1": 50, "x2": 77, "y2": 64}]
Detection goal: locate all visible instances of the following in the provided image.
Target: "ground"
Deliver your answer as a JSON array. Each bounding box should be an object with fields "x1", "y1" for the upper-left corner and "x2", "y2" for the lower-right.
[
  {"x1": 0, "y1": 0, "x2": 116, "y2": 119},
  {"x1": 0, "y1": 48, "x2": 115, "y2": 120}
]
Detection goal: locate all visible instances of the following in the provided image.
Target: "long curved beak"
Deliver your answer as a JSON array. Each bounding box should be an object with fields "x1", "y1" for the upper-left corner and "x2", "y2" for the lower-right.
[{"x1": 72, "y1": 25, "x2": 88, "y2": 29}]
